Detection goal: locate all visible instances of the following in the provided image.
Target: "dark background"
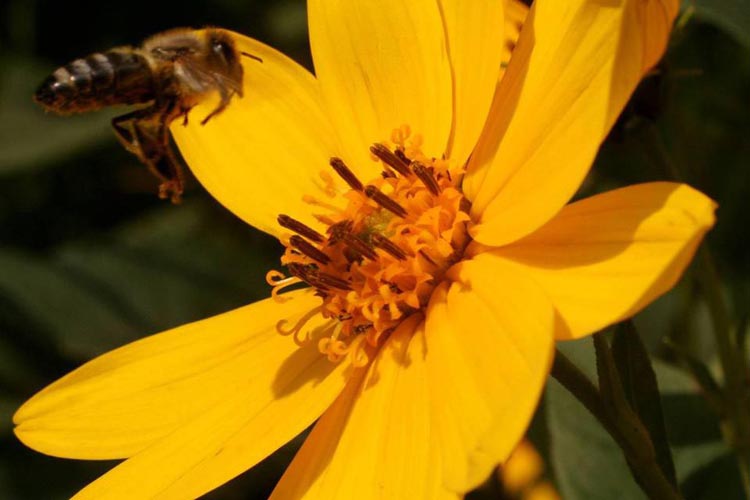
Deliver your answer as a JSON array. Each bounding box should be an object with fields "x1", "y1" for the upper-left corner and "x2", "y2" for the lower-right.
[{"x1": 0, "y1": 0, "x2": 748, "y2": 498}]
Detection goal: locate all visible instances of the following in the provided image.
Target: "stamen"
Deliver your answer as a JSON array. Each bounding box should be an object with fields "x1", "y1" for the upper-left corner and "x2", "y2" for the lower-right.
[
  {"x1": 412, "y1": 161, "x2": 441, "y2": 195},
  {"x1": 329, "y1": 157, "x2": 363, "y2": 192},
  {"x1": 288, "y1": 263, "x2": 352, "y2": 291},
  {"x1": 266, "y1": 270, "x2": 303, "y2": 302},
  {"x1": 277, "y1": 306, "x2": 324, "y2": 346},
  {"x1": 272, "y1": 125, "x2": 473, "y2": 366},
  {"x1": 278, "y1": 214, "x2": 325, "y2": 243},
  {"x1": 289, "y1": 235, "x2": 331, "y2": 264},
  {"x1": 370, "y1": 143, "x2": 411, "y2": 177},
  {"x1": 394, "y1": 148, "x2": 411, "y2": 167},
  {"x1": 371, "y1": 233, "x2": 407, "y2": 260},
  {"x1": 327, "y1": 220, "x2": 354, "y2": 244},
  {"x1": 302, "y1": 195, "x2": 342, "y2": 213},
  {"x1": 342, "y1": 233, "x2": 378, "y2": 261},
  {"x1": 364, "y1": 185, "x2": 408, "y2": 218},
  {"x1": 319, "y1": 171, "x2": 338, "y2": 198}
]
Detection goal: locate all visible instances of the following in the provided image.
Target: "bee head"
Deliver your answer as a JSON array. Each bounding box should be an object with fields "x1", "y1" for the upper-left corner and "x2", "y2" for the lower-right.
[
  {"x1": 208, "y1": 32, "x2": 238, "y2": 68},
  {"x1": 207, "y1": 30, "x2": 244, "y2": 93}
]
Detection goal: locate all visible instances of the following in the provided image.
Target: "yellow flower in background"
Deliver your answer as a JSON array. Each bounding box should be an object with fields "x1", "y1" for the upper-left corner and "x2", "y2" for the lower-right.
[
  {"x1": 14, "y1": 0, "x2": 711, "y2": 498},
  {"x1": 500, "y1": 440, "x2": 559, "y2": 500}
]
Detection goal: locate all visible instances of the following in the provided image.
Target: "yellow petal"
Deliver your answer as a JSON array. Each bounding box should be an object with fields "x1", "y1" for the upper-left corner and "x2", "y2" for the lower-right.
[
  {"x1": 464, "y1": 0, "x2": 679, "y2": 246},
  {"x1": 485, "y1": 182, "x2": 716, "y2": 340},
  {"x1": 438, "y1": 0, "x2": 506, "y2": 168},
  {"x1": 42, "y1": 295, "x2": 348, "y2": 499},
  {"x1": 428, "y1": 257, "x2": 555, "y2": 492},
  {"x1": 271, "y1": 316, "x2": 458, "y2": 500},
  {"x1": 500, "y1": 0, "x2": 530, "y2": 77},
  {"x1": 14, "y1": 290, "x2": 344, "y2": 462},
  {"x1": 171, "y1": 32, "x2": 342, "y2": 238},
  {"x1": 308, "y1": 0, "x2": 453, "y2": 173}
]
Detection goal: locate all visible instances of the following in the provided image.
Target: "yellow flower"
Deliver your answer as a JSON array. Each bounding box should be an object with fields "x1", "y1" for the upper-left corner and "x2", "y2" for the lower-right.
[
  {"x1": 500, "y1": 440, "x2": 559, "y2": 500},
  {"x1": 14, "y1": 0, "x2": 712, "y2": 498}
]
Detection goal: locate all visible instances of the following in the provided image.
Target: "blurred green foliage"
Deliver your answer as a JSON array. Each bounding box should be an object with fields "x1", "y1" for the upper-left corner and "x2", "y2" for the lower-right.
[{"x1": 0, "y1": 0, "x2": 748, "y2": 498}]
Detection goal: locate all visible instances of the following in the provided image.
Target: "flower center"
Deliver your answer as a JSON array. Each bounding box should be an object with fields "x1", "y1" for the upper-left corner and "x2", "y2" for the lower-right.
[{"x1": 267, "y1": 127, "x2": 472, "y2": 365}]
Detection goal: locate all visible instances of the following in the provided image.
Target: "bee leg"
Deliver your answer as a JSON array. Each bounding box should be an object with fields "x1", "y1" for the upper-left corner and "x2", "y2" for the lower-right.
[
  {"x1": 200, "y1": 88, "x2": 232, "y2": 126},
  {"x1": 159, "y1": 124, "x2": 186, "y2": 203},
  {"x1": 111, "y1": 109, "x2": 152, "y2": 156},
  {"x1": 180, "y1": 106, "x2": 193, "y2": 126},
  {"x1": 131, "y1": 118, "x2": 184, "y2": 203}
]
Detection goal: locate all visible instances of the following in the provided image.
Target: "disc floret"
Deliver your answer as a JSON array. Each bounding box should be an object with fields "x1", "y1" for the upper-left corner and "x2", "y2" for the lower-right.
[{"x1": 268, "y1": 128, "x2": 472, "y2": 365}]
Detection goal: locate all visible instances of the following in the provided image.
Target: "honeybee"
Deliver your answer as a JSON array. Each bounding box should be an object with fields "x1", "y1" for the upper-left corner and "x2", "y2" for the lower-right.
[{"x1": 33, "y1": 28, "x2": 261, "y2": 202}]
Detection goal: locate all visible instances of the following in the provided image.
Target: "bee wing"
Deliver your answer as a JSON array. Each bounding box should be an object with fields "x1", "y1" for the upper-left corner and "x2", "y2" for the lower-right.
[{"x1": 175, "y1": 57, "x2": 243, "y2": 97}]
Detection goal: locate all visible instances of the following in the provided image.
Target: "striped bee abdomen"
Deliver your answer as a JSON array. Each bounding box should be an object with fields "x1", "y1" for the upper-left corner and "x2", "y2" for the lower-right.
[{"x1": 34, "y1": 50, "x2": 157, "y2": 114}]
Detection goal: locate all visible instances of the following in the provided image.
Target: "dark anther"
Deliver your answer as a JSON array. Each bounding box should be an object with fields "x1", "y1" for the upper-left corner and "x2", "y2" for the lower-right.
[
  {"x1": 330, "y1": 157, "x2": 363, "y2": 191},
  {"x1": 327, "y1": 220, "x2": 354, "y2": 244},
  {"x1": 370, "y1": 144, "x2": 411, "y2": 177},
  {"x1": 412, "y1": 161, "x2": 441, "y2": 195},
  {"x1": 371, "y1": 233, "x2": 407, "y2": 260},
  {"x1": 342, "y1": 233, "x2": 378, "y2": 261},
  {"x1": 317, "y1": 272, "x2": 353, "y2": 291},
  {"x1": 394, "y1": 148, "x2": 410, "y2": 166},
  {"x1": 286, "y1": 263, "x2": 322, "y2": 288},
  {"x1": 289, "y1": 235, "x2": 331, "y2": 264},
  {"x1": 278, "y1": 214, "x2": 325, "y2": 243},
  {"x1": 287, "y1": 263, "x2": 352, "y2": 291},
  {"x1": 364, "y1": 185, "x2": 408, "y2": 218}
]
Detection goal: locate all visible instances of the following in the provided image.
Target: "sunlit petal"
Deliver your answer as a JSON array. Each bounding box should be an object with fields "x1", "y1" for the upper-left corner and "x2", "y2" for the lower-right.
[
  {"x1": 464, "y1": 0, "x2": 679, "y2": 246},
  {"x1": 480, "y1": 182, "x2": 716, "y2": 339},
  {"x1": 428, "y1": 256, "x2": 555, "y2": 491},
  {"x1": 50, "y1": 295, "x2": 350, "y2": 499},
  {"x1": 14, "y1": 291, "x2": 345, "y2": 462},
  {"x1": 271, "y1": 316, "x2": 458, "y2": 499},
  {"x1": 438, "y1": 0, "x2": 505, "y2": 168},
  {"x1": 172, "y1": 32, "x2": 342, "y2": 238},
  {"x1": 308, "y1": 0, "x2": 453, "y2": 173}
]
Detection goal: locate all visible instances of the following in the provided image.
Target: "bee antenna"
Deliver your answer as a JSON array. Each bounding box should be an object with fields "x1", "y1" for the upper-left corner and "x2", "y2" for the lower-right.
[{"x1": 240, "y1": 51, "x2": 263, "y2": 63}]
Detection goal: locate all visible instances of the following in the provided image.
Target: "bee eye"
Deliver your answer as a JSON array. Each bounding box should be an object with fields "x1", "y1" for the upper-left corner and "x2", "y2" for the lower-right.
[
  {"x1": 212, "y1": 39, "x2": 236, "y2": 66},
  {"x1": 213, "y1": 41, "x2": 229, "y2": 55}
]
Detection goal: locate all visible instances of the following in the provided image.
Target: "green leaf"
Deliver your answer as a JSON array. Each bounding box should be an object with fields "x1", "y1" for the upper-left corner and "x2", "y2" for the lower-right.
[
  {"x1": 0, "y1": 199, "x2": 278, "y2": 360},
  {"x1": 548, "y1": 345, "x2": 647, "y2": 499},
  {"x1": 547, "y1": 340, "x2": 730, "y2": 500},
  {"x1": 612, "y1": 322, "x2": 678, "y2": 487},
  {"x1": 686, "y1": 0, "x2": 750, "y2": 50},
  {"x1": 681, "y1": 453, "x2": 747, "y2": 500},
  {"x1": 0, "y1": 248, "x2": 140, "y2": 357}
]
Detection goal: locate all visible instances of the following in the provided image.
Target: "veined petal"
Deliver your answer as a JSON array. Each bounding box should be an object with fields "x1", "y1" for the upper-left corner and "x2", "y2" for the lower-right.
[
  {"x1": 51, "y1": 294, "x2": 349, "y2": 499},
  {"x1": 501, "y1": 0, "x2": 530, "y2": 74},
  {"x1": 271, "y1": 316, "x2": 457, "y2": 500},
  {"x1": 308, "y1": 0, "x2": 453, "y2": 173},
  {"x1": 429, "y1": 257, "x2": 555, "y2": 492},
  {"x1": 171, "y1": 32, "x2": 342, "y2": 239},
  {"x1": 14, "y1": 290, "x2": 345, "y2": 462},
  {"x1": 464, "y1": 0, "x2": 679, "y2": 246},
  {"x1": 483, "y1": 183, "x2": 716, "y2": 340},
  {"x1": 438, "y1": 0, "x2": 506, "y2": 168}
]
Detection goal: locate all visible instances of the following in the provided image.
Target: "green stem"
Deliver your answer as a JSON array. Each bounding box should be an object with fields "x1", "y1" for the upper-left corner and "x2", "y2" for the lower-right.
[
  {"x1": 696, "y1": 249, "x2": 750, "y2": 495},
  {"x1": 551, "y1": 350, "x2": 683, "y2": 500},
  {"x1": 641, "y1": 123, "x2": 750, "y2": 496}
]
